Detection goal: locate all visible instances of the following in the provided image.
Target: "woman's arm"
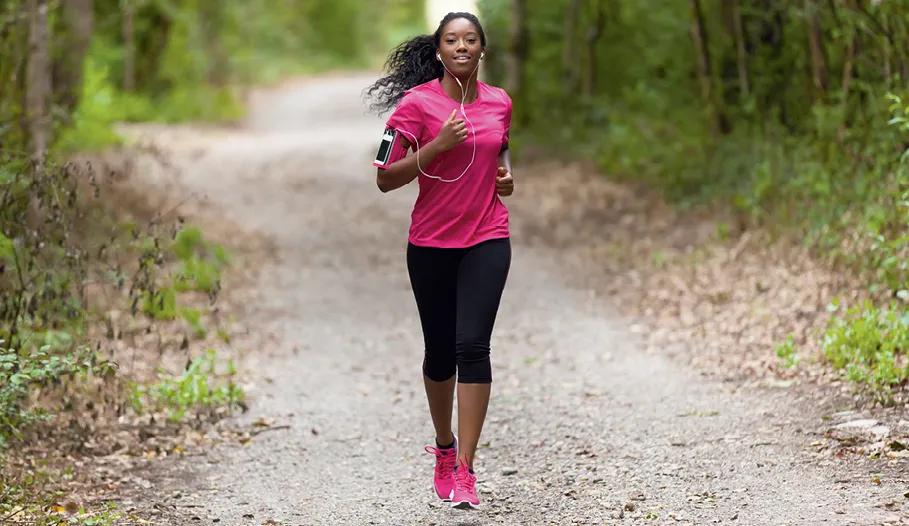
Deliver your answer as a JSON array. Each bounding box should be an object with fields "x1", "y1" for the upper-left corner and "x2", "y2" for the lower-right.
[
  {"x1": 376, "y1": 137, "x2": 444, "y2": 193},
  {"x1": 498, "y1": 127, "x2": 512, "y2": 172},
  {"x1": 495, "y1": 132, "x2": 515, "y2": 197},
  {"x1": 498, "y1": 146, "x2": 512, "y2": 175},
  {"x1": 377, "y1": 109, "x2": 466, "y2": 193}
]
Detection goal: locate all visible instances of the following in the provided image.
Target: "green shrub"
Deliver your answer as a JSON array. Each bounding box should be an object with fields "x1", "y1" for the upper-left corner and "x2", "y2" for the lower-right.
[
  {"x1": 821, "y1": 298, "x2": 909, "y2": 404},
  {"x1": 129, "y1": 349, "x2": 244, "y2": 424}
]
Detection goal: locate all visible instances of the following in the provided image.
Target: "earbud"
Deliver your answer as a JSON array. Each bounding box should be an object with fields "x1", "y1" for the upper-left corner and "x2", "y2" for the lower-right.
[{"x1": 480, "y1": 52, "x2": 485, "y2": 60}]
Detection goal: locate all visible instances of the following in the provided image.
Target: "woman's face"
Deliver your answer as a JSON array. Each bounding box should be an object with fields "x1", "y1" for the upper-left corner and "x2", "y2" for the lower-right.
[{"x1": 437, "y1": 18, "x2": 484, "y2": 78}]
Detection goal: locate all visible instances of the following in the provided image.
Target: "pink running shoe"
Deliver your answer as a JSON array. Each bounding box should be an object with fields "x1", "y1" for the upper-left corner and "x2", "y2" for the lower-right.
[
  {"x1": 450, "y1": 458, "x2": 480, "y2": 510},
  {"x1": 424, "y1": 437, "x2": 458, "y2": 501}
]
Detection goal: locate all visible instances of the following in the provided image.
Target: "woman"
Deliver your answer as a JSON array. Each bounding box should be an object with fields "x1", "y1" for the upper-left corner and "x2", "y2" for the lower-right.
[{"x1": 364, "y1": 11, "x2": 514, "y2": 510}]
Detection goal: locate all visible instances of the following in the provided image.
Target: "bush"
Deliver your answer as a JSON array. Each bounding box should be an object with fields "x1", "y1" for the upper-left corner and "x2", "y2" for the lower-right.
[
  {"x1": 478, "y1": 0, "x2": 909, "y2": 399},
  {"x1": 0, "y1": 151, "x2": 241, "y2": 444}
]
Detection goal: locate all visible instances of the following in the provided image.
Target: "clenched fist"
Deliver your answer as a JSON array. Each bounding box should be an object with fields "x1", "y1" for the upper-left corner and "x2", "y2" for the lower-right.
[
  {"x1": 496, "y1": 166, "x2": 514, "y2": 197},
  {"x1": 434, "y1": 109, "x2": 468, "y2": 152}
]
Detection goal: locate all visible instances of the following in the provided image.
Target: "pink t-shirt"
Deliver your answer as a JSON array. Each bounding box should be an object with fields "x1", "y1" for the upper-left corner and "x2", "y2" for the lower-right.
[{"x1": 373, "y1": 79, "x2": 512, "y2": 249}]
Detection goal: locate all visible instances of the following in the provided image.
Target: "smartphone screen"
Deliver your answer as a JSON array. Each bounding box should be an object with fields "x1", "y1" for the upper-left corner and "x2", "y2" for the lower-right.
[{"x1": 375, "y1": 127, "x2": 397, "y2": 166}]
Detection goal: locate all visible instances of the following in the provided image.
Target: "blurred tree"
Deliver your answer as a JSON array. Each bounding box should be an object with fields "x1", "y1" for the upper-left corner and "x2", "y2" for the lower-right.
[
  {"x1": 0, "y1": 0, "x2": 426, "y2": 153},
  {"x1": 477, "y1": 0, "x2": 909, "y2": 288},
  {"x1": 53, "y1": 0, "x2": 93, "y2": 117},
  {"x1": 25, "y1": 0, "x2": 51, "y2": 158},
  {"x1": 504, "y1": 0, "x2": 526, "y2": 119}
]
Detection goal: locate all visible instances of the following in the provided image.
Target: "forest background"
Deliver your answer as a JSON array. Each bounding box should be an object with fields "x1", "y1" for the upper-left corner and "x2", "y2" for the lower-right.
[{"x1": 3, "y1": 0, "x2": 909, "y2": 522}]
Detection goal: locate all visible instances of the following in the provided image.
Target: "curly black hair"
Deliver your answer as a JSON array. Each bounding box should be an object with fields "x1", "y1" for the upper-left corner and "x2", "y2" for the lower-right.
[{"x1": 363, "y1": 12, "x2": 487, "y2": 115}]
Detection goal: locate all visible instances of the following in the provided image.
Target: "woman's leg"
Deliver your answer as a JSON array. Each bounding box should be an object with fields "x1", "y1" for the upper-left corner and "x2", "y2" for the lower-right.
[
  {"x1": 453, "y1": 237, "x2": 512, "y2": 469},
  {"x1": 406, "y1": 243, "x2": 459, "y2": 447}
]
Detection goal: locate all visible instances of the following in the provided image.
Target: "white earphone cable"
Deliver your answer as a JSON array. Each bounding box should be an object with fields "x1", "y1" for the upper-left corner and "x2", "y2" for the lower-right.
[{"x1": 394, "y1": 52, "x2": 483, "y2": 184}]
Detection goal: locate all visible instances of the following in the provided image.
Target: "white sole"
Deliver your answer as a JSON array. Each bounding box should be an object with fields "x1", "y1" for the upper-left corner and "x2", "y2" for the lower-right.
[
  {"x1": 451, "y1": 500, "x2": 479, "y2": 510},
  {"x1": 435, "y1": 487, "x2": 452, "y2": 502}
]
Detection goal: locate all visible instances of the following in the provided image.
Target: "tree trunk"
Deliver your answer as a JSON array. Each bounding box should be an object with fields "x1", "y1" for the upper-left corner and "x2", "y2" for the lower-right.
[
  {"x1": 732, "y1": 0, "x2": 749, "y2": 99},
  {"x1": 0, "y1": 3, "x2": 29, "y2": 152},
  {"x1": 842, "y1": 37, "x2": 855, "y2": 96},
  {"x1": 896, "y1": 13, "x2": 909, "y2": 88},
  {"x1": 504, "y1": 0, "x2": 527, "y2": 100},
  {"x1": 689, "y1": 0, "x2": 729, "y2": 134},
  {"x1": 122, "y1": 0, "x2": 135, "y2": 91},
  {"x1": 805, "y1": 0, "x2": 828, "y2": 96},
  {"x1": 562, "y1": 0, "x2": 581, "y2": 95},
  {"x1": 583, "y1": 0, "x2": 607, "y2": 96},
  {"x1": 837, "y1": 0, "x2": 855, "y2": 141},
  {"x1": 25, "y1": 0, "x2": 51, "y2": 159},
  {"x1": 689, "y1": 0, "x2": 711, "y2": 105},
  {"x1": 54, "y1": 0, "x2": 93, "y2": 116},
  {"x1": 755, "y1": 0, "x2": 788, "y2": 127},
  {"x1": 199, "y1": 0, "x2": 229, "y2": 86}
]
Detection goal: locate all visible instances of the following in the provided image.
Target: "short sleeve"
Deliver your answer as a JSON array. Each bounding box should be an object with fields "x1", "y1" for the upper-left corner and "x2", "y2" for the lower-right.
[
  {"x1": 386, "y1": 92, "x2": 424, "y2": 143},
  {"x1": 372, "y1": 92, "x2": 425, "y2": 169}
]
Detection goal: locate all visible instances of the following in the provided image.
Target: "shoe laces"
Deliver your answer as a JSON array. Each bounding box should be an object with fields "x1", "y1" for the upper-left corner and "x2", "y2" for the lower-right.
[
  {"x1": 425, "y1": 445, "x2": 457, "y2": 477},
  {"x1": 454, "y1": 458, "x2": 476, "y2": 492}
]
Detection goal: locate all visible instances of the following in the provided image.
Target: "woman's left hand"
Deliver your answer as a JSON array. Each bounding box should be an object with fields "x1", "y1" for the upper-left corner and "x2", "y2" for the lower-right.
[{"x1": 496, "y1": 167, "x2": 514, "y2": 197}]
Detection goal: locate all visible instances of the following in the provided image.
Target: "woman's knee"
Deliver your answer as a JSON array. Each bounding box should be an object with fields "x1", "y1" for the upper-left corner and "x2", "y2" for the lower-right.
[
  {"x1": 455, "y1": 337, "x2": 492, "y2": 384},
  {"x1": 423, "y1": 348, "x2": 457, "y2": 382}
]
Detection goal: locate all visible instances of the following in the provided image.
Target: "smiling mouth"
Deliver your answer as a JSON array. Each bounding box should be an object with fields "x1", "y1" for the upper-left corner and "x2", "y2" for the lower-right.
[{"x1": 453, "y1": 55, "x2": 472, "y2": 64}]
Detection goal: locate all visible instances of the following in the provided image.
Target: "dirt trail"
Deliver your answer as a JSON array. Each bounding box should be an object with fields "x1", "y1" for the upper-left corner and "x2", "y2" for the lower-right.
[{"x1": 124, "y1": 72, "x2": 903, "y2": 525}]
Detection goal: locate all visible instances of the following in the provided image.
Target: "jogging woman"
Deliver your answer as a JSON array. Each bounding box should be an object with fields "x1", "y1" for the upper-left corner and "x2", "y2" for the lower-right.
[{"x1": 364, "y1": 12, "x2": 514, "y2": 510}]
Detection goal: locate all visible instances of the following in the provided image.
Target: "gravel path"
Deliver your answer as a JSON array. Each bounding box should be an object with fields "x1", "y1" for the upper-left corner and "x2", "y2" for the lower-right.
[{"x1": 131, "y1": 72, "x2": 903, "y2": 526}]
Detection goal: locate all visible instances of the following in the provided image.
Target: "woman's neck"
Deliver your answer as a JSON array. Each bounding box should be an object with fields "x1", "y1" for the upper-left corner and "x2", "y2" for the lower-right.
[{"x1": 440, "y1": 73, "x2": 479, "y2": 105}]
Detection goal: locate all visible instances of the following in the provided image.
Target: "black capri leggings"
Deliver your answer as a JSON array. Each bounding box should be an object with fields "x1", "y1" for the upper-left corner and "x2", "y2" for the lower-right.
[{"x1": 407, "y1": 237, "x2": 511, "y2": 384}]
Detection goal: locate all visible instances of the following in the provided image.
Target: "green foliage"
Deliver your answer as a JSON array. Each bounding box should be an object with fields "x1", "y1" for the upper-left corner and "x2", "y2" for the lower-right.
[
  {"x1": 0, "y1": 149, "x2": 238, "y2": 444},
  {"x1": 140, "y1": 287, "x2": 177, "y2": 320},
  {"x1": 480, "y1": 0, "x2": 909, "y2": 283},
  {"x1": 53, "y1": 53, "x2": 126, "y2": 152},
  {"x1": 0, "y1": 156, "x2": 92, "y2": 348},
  {"x1": 821, "y1": 298, "x2": 909, "y2": 405},
  {"x1": 0, "y1": 0, "x2": 28, "y2": 152},
  {"x1": 128, "y1": 349, "x2": 244, "y2": 424},
  {"x1": 0, "y1": 152, "x2": 238, "y2": 521},
  {"x1": 171, "y1": 226, "x2": 230, "y2": 293},
  {"x1": 4, "y1": 0, "x2": 427, "y2": 156},
  {"x1": 889, "y1": 93, "x2": 909, "y2": 161},
  {"x1": 480, "y1": 0, "x2": 909, "y2": 396},
  {"x1": 775, "y1": 334, "x2": 799, "y2": 369},
  {"x1": 64, "y1": 33, "x2": 243, "y2": 132},
  {"x1": 0, "y1": 342, "x2": 115, "y2": 448},
  {"x1": 179, "y1": 307, "x2": 206, "y2": 339},
  {"x1": 795, "y1": 95, "x2": 909, "y2": 402}
]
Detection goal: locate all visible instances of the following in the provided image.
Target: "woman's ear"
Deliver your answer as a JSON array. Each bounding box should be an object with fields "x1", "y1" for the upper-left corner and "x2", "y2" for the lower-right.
[
  {"x1": 480, "y1": 49, "x2": 486, "y2": 60},
  {"x1": 436, "y1": 49, "x2": 442, "y2": 61}
]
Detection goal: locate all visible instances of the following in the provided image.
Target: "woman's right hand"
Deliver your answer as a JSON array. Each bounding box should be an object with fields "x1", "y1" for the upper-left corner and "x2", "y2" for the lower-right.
[{"x1": 433, "y1": 109, "x2": 468, "y2": 151}]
